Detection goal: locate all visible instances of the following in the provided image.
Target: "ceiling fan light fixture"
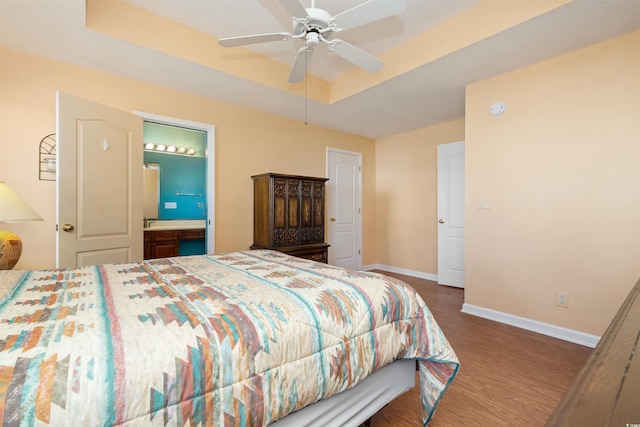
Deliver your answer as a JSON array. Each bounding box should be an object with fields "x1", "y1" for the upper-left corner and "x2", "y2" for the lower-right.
[{"x1": 306, "y1": 31, "x2": 320, "y2": 48}]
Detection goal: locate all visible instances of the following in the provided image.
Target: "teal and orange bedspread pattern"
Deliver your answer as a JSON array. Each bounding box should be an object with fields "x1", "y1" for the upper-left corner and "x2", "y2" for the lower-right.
[{"x1": 0, "y1": 250, "x2": 458, "y2": 426}]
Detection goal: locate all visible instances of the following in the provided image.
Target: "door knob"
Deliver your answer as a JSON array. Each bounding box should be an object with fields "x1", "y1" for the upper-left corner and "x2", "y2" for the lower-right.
[
  {"x1": 330, "y1": 218, "x2": 336, "y2": 222},
  {"x1": 438, "y1": 219, "x2": 445, "y2": 224},
  {"x1": 62, "y1": 224, "x2": 75, "y2": 232}
]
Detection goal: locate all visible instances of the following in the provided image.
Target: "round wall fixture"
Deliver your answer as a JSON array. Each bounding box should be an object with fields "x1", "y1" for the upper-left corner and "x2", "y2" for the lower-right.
[{"x1": 490, "y1": 101, "x2": 506, "y2": 116}]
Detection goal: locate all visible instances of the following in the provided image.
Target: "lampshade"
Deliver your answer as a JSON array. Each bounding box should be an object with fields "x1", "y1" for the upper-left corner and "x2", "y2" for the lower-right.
[
  {"x1": 0, "y1": 181, "x2": 43, "y2": 270},
  {"x1": 0, "y1": 182, "x2": 43, "y2": 222}
]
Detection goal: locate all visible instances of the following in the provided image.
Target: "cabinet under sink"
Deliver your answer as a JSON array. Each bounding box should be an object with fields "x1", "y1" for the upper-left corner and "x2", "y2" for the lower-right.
[{"x1": 144, "y1": 221, "x2": 206, "y2": 259}]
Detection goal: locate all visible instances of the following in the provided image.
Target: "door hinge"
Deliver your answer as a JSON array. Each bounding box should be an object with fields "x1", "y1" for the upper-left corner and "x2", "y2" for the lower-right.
[{"x1": 359, "y1": 249, "x2": 361, "y2": 255}]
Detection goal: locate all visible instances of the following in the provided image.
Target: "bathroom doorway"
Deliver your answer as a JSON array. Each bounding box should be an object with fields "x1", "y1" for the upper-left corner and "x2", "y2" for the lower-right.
[{"x1": 135, "y1": 111, "x2": 216, "y2": 254}]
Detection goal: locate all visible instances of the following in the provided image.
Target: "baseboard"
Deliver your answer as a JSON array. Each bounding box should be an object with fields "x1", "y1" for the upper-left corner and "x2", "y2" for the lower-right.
[
  {"x1": 363, "y1": 264, "x2": 438, "y2": 282},
  {"x1": 361, "y1": 265, "x2": 600, "y2": 348},
  {"x1": 461, "y1": 303, "x2": 600, "y2": 348}
]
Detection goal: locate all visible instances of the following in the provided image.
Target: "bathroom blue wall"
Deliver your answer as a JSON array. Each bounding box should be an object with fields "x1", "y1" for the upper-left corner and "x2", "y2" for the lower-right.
[{"x1": 143, "y1": 151, "x2": 206, "y2": 220}]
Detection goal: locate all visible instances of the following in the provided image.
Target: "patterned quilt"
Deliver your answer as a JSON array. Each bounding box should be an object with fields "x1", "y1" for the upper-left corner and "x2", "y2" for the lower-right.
[{"x1": 0, "y1": 250, "x2": 458, "y2": 426}]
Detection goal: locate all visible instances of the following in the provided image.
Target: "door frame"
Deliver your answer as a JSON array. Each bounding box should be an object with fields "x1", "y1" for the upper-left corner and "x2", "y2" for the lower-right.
[
  {"x1": 326, "y1": 147, "x2": 363, "y2": 270},
  {"x1": 134, "y1": 111, "x2": 216, "y2": 254}
]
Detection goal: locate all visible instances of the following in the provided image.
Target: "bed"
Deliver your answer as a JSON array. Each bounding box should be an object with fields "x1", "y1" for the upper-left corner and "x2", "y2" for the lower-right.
[{"x1": 0, "y1": 250, "x2": 458, "y2": 426}]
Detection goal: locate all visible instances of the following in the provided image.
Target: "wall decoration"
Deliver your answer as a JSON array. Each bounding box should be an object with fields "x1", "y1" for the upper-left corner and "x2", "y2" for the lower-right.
[{"x1": 39, "y1": 133, "x2": 56, "y2": 181}]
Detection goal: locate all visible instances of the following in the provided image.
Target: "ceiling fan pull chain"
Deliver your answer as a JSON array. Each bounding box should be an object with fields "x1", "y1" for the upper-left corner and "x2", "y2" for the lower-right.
[{"x1": 304, "y1": 48, "x2": 308, "y2": 125}]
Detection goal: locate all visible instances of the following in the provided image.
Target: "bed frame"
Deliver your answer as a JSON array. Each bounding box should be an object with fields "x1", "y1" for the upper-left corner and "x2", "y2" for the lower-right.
[{"x1": 271, "y1": 359, "x2": 415, "y2": 426}]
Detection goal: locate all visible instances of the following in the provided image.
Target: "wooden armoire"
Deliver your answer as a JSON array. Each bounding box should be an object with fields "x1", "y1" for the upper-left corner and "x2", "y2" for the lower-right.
[{"x1": 251, "y1": 173, "x2": 329, "y2": 263}]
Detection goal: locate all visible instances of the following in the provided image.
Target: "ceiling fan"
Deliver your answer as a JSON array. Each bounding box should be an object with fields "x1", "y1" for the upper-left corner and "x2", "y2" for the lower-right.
[{"x1": 218, "y1": 0, "x2": 407, "y2": 83}]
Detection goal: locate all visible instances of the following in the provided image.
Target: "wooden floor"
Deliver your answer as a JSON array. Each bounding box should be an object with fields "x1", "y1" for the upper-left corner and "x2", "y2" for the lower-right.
[{"x1": 369, "y1": 272, "x2": 593, "y2": 427}]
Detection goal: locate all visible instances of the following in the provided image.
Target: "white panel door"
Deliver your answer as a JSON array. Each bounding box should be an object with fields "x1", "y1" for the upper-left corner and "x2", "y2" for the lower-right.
[
  {"x1": 57, "y1": 92, "x2": 143, "y2": 268},
  {"x1": 437, "y1": 141, "x2": 465, "y2": 287},
  {"x1": 327, "y1": 148, "x2": 362, "y2": 270}
]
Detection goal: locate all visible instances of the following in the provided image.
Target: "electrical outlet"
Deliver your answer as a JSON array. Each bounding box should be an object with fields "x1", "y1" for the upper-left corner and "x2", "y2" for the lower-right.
[{"x1": 556, "y1": 291, "x2": 569, "y2": 308}]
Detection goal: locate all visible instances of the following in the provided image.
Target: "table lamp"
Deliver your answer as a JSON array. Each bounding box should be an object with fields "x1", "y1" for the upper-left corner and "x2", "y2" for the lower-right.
[{"x1": 0, "y1": 182, "x2": 43, "y2": 270}]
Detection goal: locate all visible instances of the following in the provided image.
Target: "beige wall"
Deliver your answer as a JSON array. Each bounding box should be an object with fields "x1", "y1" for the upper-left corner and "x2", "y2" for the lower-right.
[
  {"x1": 465, "y1": 31, "x2": 640, "y2": 336},
  {"x1": 0, "y1": 48, "x2": 375, "y2": 270},
  {"x1": 375, "y1": 120, "x2": 465, "y2": 273}
]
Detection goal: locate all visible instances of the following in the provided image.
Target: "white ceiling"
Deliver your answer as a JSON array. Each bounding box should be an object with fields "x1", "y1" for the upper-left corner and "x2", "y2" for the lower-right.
[{"x1": 1, "y1": 0, "x2": 639, "y2": 139}]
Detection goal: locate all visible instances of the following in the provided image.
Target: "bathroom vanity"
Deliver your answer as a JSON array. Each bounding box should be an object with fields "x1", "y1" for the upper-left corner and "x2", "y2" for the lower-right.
[{"x1": 144, "y1": 220, "x2": 206, "y2": 259}]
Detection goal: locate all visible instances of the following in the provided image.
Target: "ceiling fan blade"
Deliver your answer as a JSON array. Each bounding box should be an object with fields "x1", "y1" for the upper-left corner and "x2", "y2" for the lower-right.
[
  {"x1": 280, "y1": 0, "x2": 309, "y2": 19},
  {"x1": 329, "y1": 40, "x2": 383, "y2": 73},
  {"x1": 333, "y1": 0, "x2": 406, "y2": 31},
  {"x1": 288, "y1": 47, "x2": 314, "y2": 83},
  {"x1": 219, "y1": 32, "x2": 292, "y2": 48}
]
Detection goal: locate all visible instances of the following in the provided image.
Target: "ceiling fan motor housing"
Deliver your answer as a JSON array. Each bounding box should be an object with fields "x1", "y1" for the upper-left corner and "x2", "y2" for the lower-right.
[{"x1": 293, "y1": 8, "x2": 334, "y2": 40}]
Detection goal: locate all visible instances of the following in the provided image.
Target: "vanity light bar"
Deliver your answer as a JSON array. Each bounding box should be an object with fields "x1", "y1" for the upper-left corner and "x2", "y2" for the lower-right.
[{"x1": 143, "y1": 142, "x2": 196, "y2": 156}]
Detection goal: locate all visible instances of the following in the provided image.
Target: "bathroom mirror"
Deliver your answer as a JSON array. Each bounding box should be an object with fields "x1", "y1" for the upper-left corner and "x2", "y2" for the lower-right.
[{"x1": 143, "y1": 163, "x2": 159, "y2": 219}]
